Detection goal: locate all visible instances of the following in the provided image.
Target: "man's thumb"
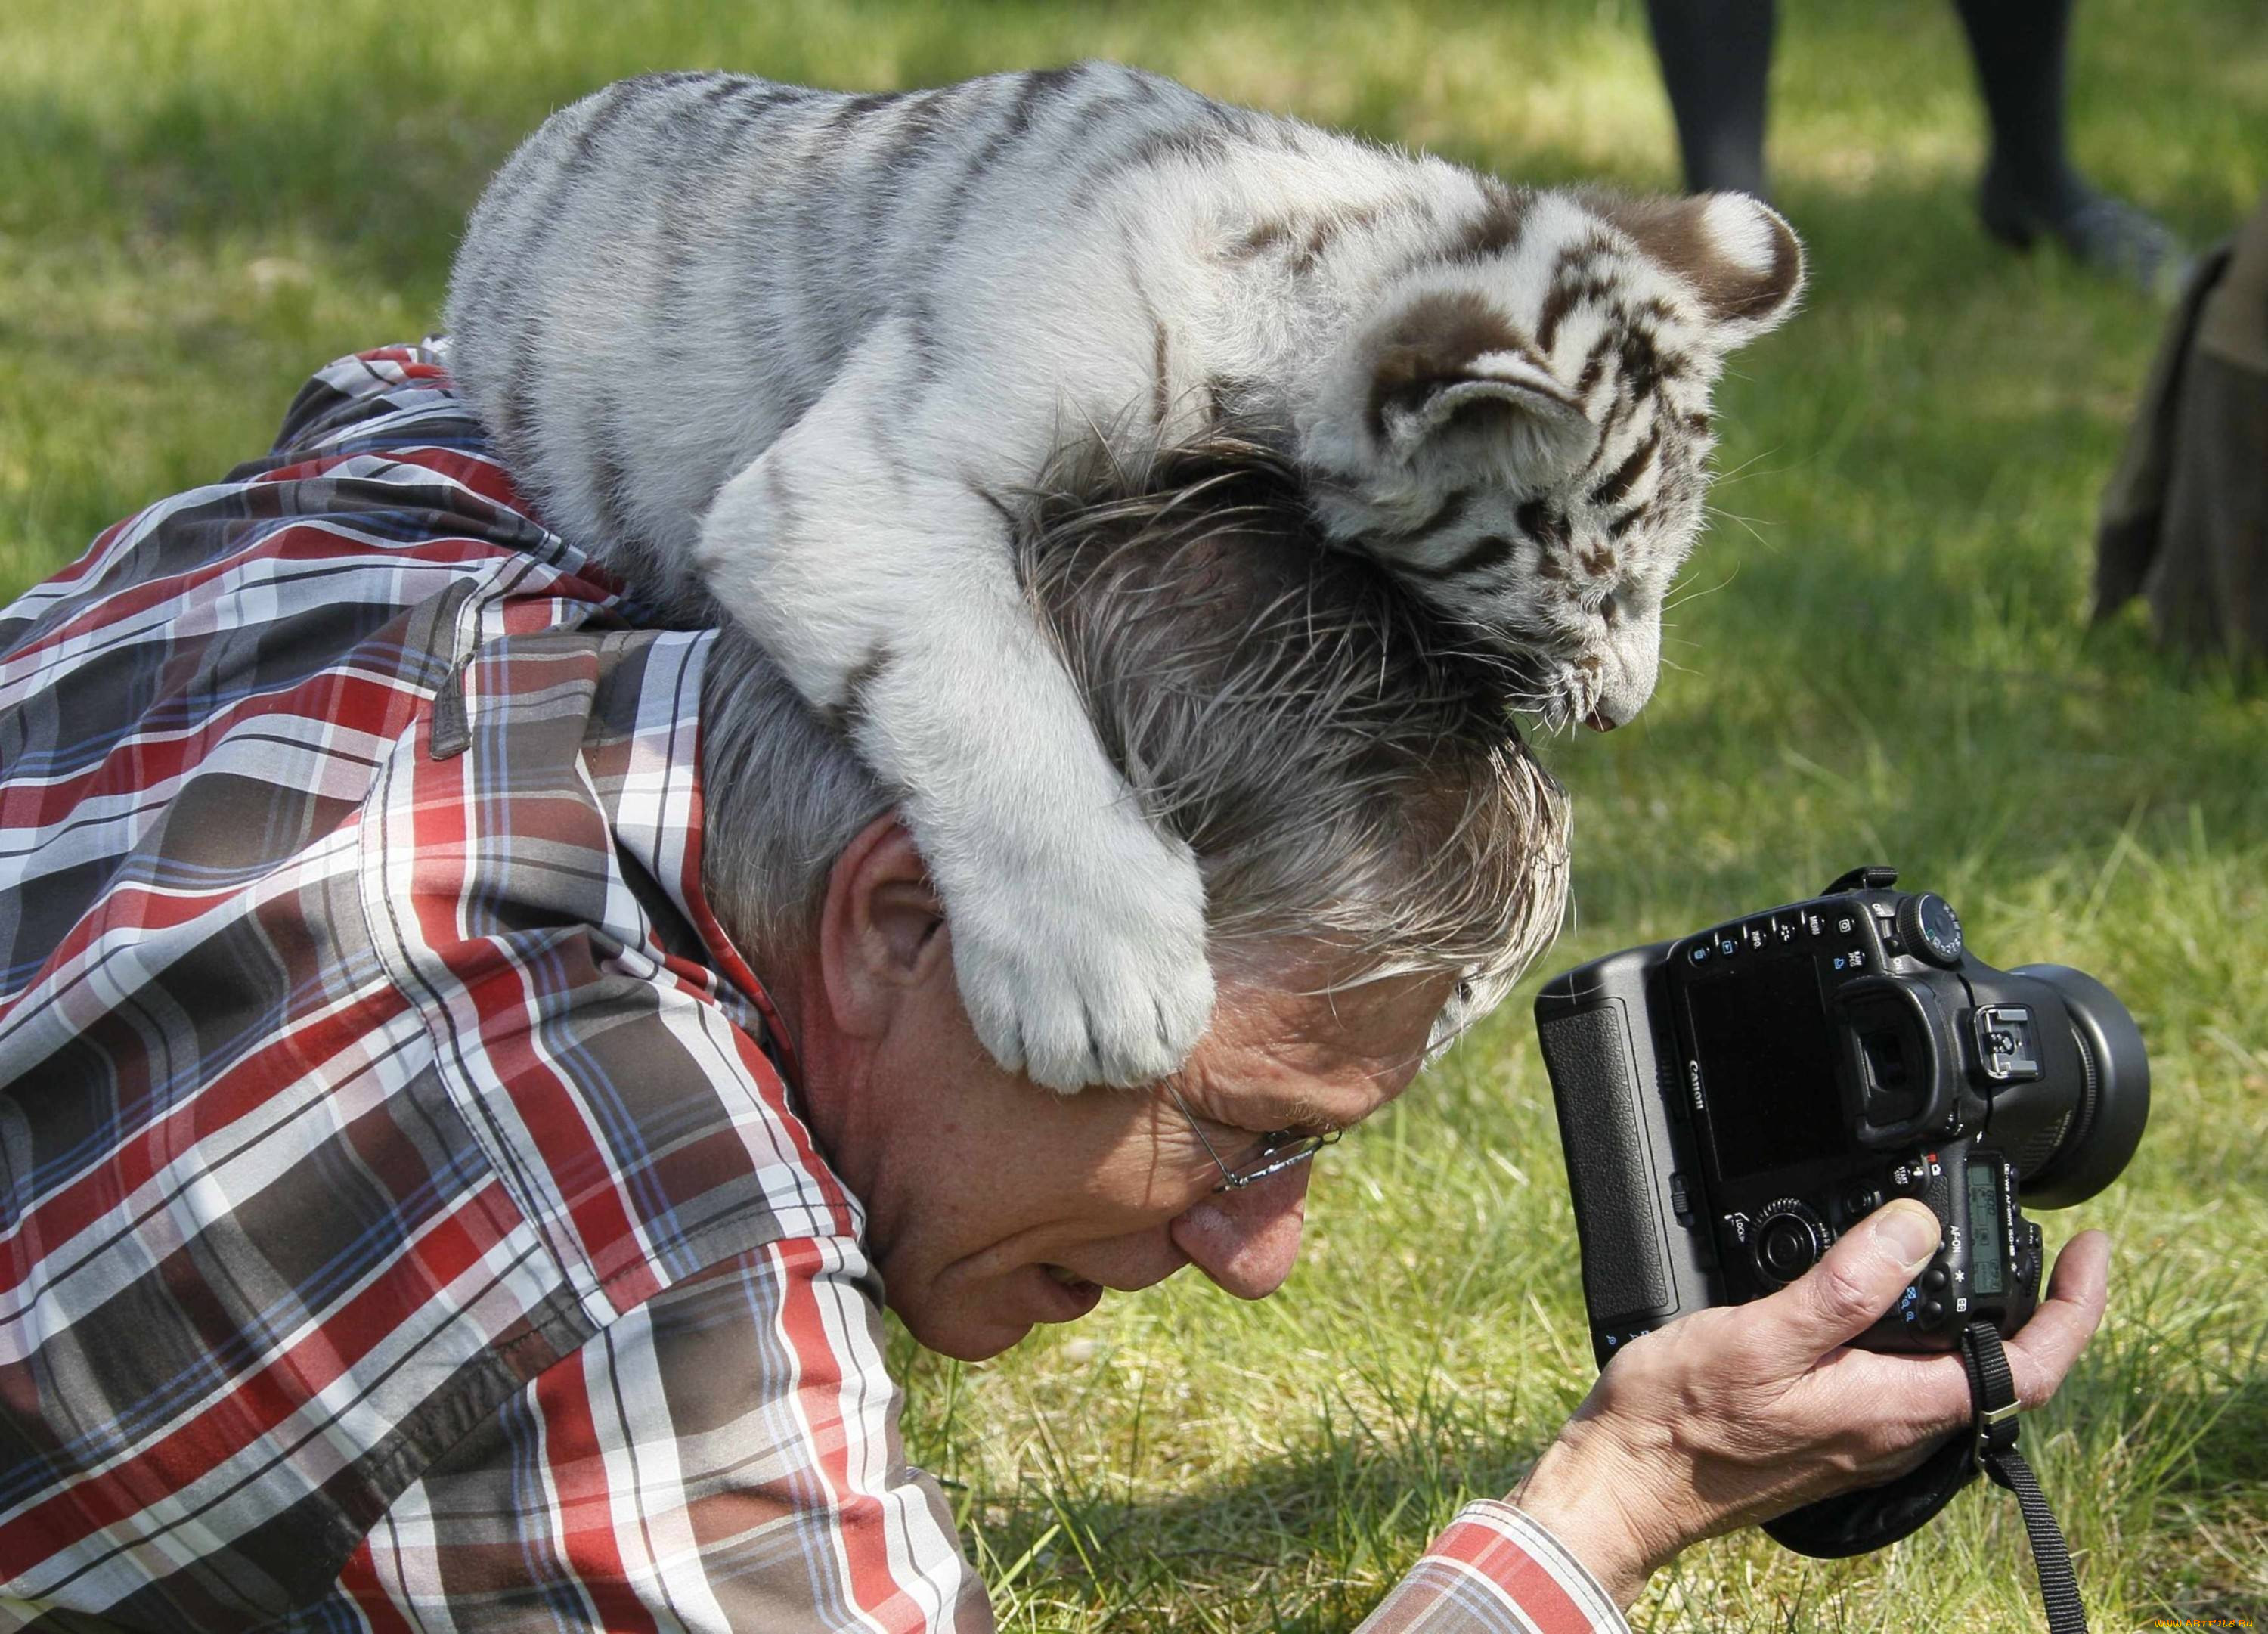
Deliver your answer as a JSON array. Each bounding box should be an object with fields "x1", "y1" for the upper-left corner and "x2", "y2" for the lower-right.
[{"x1": 1770, "y1": 1199, "x2": 1941, "y2": 1357}]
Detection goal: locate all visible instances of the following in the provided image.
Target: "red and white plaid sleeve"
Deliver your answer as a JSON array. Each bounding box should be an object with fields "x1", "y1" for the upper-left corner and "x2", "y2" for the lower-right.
[
  {"x1": 334, "y1": 1236, "x2": 1627, "y2": 1634},
  {"x1": 334, "y1": 1239, "x2": 993, "y2": 1634},
  {"x1": 1358, "y1": 1503, "x2": 1632, "y2": 1633}
]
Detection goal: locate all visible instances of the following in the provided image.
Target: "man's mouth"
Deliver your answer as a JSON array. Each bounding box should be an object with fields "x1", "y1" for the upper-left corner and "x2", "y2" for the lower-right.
[{"x1": 1044, "y1": 1263, "x2": 1095, "y2": 1291}]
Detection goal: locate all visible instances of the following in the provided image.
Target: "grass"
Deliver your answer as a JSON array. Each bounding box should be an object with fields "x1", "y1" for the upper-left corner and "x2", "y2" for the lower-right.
[{"x1": 5, "y1": 0, "x2": 2263, "y2": 1626}]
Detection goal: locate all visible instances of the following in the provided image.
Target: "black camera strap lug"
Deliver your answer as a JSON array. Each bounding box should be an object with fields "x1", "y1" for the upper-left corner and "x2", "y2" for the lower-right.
[{"x1": 1960, "y1": 1320, "x2": 2087, "y2": 1633}]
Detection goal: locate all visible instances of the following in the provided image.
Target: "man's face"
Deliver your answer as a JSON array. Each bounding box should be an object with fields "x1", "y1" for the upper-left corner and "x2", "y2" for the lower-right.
[{"x1": 798, "y1": 919, "x2": 1455, "y2": 1361}]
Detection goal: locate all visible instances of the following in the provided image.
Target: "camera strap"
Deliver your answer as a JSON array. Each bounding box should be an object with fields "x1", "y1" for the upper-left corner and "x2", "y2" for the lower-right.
[{"x1": 1960, "y1": 1320, "x2": 2087, "y2": 1633}]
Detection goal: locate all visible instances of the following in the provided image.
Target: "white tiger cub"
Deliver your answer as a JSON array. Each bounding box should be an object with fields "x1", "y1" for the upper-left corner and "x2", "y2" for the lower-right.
[{"x1": 444, "y1": 63, "x2": 1805, "y2": 1092}]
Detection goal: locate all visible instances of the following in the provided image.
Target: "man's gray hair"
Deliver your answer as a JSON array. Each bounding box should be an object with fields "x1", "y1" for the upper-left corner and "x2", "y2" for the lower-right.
[{"x1": 698, "y1": 429, "x2": 1571, "y2": 1048}]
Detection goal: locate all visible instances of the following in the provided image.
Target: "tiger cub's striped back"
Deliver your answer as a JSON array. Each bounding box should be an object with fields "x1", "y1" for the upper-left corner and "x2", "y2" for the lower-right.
[{"x1": 445, "y1": 64, "x2": 1805, "y2": 1091}]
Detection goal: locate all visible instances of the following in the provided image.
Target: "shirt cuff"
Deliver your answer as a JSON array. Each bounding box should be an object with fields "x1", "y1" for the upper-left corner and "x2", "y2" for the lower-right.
[{"x1": 1418, "y1": 1499, "x2": 1634, "y2": 1632}]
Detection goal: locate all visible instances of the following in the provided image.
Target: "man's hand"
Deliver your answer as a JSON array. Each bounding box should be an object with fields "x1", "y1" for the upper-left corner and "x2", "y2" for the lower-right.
[{"x1": 1510, "y1": 1199, "x2": 2112, "y2": 1608}]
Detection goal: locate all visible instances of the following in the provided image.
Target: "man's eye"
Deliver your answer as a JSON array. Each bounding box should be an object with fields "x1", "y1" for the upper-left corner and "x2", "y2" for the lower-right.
[{"x1": 1253, "y1": 1124, "x2": 1335, "y2": 1157}]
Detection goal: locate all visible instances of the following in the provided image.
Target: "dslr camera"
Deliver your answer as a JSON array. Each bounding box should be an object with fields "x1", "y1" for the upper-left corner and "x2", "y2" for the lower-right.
[{"x1": 1532, "y1": 866, "x2": 2148, "y2": 1372}]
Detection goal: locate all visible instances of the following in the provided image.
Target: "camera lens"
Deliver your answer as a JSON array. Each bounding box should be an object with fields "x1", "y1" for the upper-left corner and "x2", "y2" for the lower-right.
[{"x1": 2004, "y1": 964, "x2": 2151, "y2": 1208}]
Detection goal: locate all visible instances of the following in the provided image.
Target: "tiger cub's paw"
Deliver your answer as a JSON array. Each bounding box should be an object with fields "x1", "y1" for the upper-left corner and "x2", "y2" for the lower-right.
[{"x1": 945, "y1": 823, "x2": 1216, "y2": 1093}]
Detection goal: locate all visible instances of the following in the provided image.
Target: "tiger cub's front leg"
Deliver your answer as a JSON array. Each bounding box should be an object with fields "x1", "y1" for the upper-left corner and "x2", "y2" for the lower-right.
[{"x1": 696, "y1": 321, "x2": 1215, "y2": 1090}]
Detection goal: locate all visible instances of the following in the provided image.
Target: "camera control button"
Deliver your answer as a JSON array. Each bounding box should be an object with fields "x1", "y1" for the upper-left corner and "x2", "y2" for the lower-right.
[
  {"x1": 1687, "y1": 941, "x2": 1711, "y2": 966},
  {"x1": 1758, "y1": 1221, "x2": 1814, "y2": 1281},
  {"x1": 1922, "y1": 1265, "x2": 1949, "y2": 1291},
  {"x1": 1826, "y1": 945, "x2": 1871, "y2": 978},
  {"x1": 1838, "y1": 1183, "x2": 1884, "y2": 1222},
  {"x1": 1919, "y1": 1298, "x2": 1947, "y2": 1326},
  {"x1": 1752, "y1": 1202, "x2": 1828, "y2": 1286},
  {"x1": 1898, "y1": 892, "x2": 1964, "y2": 967}
]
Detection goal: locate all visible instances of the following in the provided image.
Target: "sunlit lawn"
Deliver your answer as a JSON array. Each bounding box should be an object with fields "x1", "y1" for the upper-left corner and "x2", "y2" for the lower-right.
[{"x1": 4, "y1": 2, "x2": 2263, "y2": 1627}]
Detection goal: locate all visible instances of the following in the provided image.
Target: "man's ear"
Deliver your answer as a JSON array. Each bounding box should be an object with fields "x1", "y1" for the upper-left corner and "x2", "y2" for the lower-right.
[
  {"x1": 816, "y1": 814, "x2": 950, "y2": 1040},
  {"x1": 1588, "y1": 190, "x2": 1807, "y2": 349},
  {"x1": 1362, "y1": 289, "x2": 1596, "y2": 477}
]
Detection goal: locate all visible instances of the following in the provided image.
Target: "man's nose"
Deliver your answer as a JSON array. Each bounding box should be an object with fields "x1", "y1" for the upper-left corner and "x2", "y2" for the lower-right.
[{"x1": 1169, "y1": 1164, "x2": 1310, "y2": 1300}]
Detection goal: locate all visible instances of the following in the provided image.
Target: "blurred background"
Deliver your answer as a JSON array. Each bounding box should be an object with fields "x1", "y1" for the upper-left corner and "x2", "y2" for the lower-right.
[{"x1": 3, "y1": 1, "x2": 2260, "y2": 1627}]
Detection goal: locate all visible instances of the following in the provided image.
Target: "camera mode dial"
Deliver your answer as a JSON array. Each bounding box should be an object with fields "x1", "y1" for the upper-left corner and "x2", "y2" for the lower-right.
[
  {"x1": 1751, "y1": 1199, "x2": 1830, "y2": 1287},
  {"x1": 1895, "y1": 892, "x2": 1964, "y2": 966}
]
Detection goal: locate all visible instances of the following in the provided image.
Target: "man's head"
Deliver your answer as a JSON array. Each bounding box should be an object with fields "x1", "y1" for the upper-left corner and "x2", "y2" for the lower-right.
[{"x1": 699, "y1": 430, "x2": 1570, "y2": 1359}]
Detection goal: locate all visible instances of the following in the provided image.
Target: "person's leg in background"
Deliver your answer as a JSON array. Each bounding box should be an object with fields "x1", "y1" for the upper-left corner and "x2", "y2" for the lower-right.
[
  {"x1": 1956, "y1": 0, "x2": 2183, "y2": 290},
  {"x1": 1641, "y1": 0, "x2": 2183, "y2": 290},
  {"x1": 1642, "y1": 0, "x2": 1777, "y2": 199}
]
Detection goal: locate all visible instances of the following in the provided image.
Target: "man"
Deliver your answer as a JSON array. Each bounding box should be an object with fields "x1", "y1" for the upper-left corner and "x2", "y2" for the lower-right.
[{"x1": 0, "y1": 348, "x2": 2108, "y2": 1630}]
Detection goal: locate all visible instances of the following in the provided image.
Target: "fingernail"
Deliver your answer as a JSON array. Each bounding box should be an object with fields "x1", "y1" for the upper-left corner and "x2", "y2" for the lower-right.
[{"x1": 1873, "y1": 1202, "x2": 1940, "y2": 1273}]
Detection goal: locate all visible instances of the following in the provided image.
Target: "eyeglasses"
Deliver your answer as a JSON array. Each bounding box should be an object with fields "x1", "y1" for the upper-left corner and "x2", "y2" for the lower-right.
[{"x1": 1165, "y1": 1083, "x2": 1343, "y2": 1193}]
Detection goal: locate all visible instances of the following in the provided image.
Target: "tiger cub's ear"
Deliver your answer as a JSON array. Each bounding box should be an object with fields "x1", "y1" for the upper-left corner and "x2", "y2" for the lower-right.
[
  {"x1": 1362, "y1": 289, "x2": 1595, "y2": 478},
  {"x1": 1592, "y1": 191, "x2": 1807, "y2": 349}
]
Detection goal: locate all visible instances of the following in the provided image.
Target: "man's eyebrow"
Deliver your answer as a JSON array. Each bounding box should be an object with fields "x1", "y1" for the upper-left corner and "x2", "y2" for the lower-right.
[{"x1": 1170, "y1": 1073, "x2": 1349, "y2": 1135}]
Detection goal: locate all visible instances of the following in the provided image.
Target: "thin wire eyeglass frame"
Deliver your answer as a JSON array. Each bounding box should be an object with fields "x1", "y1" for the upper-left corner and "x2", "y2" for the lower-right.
[{"x1": 1166, "y1": 1083, "x2": 1343, "y2": 1193}]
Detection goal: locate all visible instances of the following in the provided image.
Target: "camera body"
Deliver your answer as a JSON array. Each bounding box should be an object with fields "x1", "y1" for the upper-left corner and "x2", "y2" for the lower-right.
[{"x1": 1533, "y1": 867, "x2": 2147, "y2": 1370}]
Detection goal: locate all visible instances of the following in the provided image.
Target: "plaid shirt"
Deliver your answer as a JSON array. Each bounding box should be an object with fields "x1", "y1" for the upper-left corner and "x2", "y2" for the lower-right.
[{"x1": 0, "y1": 348, "x2": 1628, "y2": 1634}]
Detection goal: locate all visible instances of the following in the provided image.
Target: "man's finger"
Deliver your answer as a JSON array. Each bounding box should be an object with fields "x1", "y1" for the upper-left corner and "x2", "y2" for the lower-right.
[
  {"x1": 1805, "y1": 1343, "x2": 1975, "y2": 1438},
  {"x1": 2003, "y1": 1229, "x2": 2112, "y2": 1409},
  {"x1": 1755, "y1": 1199, "x2": 1942, "y2": 1363}
]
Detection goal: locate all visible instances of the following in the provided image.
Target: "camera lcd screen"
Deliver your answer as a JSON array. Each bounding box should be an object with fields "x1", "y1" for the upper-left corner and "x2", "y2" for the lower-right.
[
  {"x1": 1684, "y1": 957, "x2": 1845, "y2": 1184},
  {"x1": 1968, "y1": 1161, "x2": 2005, "y2": 1296}
]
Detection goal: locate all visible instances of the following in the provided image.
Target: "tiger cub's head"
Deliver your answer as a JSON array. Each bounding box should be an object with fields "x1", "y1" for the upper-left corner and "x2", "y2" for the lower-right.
[{"x1": 1301, "y1": 188, "x2": 1805, "y2": 732}]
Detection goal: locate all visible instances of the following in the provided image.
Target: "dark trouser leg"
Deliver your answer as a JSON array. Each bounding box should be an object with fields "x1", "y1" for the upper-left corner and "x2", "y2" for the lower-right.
[
  {"x1": 1643, "y1": 0, "x2": 1777, "y2": 198},
  {"x1": 1953, "y1": 0, "x2": 2183, "y2": 287},
  {"x1": 1950, "y1": 0, "x2": 2090, "y2": 219}
]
